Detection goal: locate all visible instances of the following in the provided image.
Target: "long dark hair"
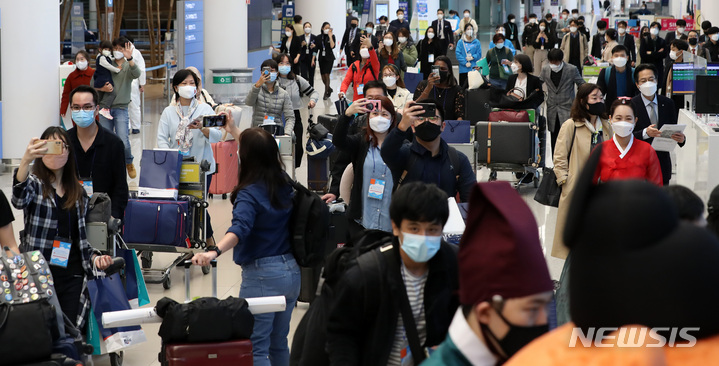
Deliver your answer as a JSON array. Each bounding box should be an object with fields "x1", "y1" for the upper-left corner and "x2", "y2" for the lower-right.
[
  {"x1": 379, "y1": 31, "x2": 401, "y2": 60},
  {"x1": 435, "y1": 55, "x2": 458, "y2": 87},
  {"x1": 34, "y1": 127, "x2": 84, "y2": 210},
  {"x1": 230, "y1": 128, "x2": 288, "y2": 209},
  {"x1": 571, "y1": 83, "x2": 607, "y2": 122},
  {"x1": 273, "y1": 53, "x2": 297, "y2": 80}
]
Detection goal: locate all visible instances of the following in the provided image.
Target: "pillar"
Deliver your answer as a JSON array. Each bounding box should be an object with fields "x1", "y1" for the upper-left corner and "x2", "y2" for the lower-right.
[
  {"x1": 0, "y1": 0, "x2": 60, "y2": 160},
  {"x1": 204, "y1": 0, "x2": 248, "y2": 89},
  {"x1": 90, "y1": 0, "x2": 98, "y2": 30},
  {"x1": 295, "y1": 0, "x2": 347, "y2": 58}
]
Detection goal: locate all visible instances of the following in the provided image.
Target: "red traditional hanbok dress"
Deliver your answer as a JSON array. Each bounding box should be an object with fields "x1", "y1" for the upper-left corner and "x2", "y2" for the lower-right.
[{"x1": 593, "y1": 135, "x2": 663, "y2": 186}]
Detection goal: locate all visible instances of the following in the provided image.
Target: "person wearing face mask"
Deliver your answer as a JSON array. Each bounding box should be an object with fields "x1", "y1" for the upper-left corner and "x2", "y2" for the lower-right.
[
  {"x1": 67, "y1": 85, "x2": 129, "y2": 221},
  {"x1": 13, "y1": 126, "x2": 113, "y2": 329},
  {"x1": 417, "y1": 27, "x2": 443, "y2": 80},
  {"x1": 388, "y1": 9, "x2": 410, "y2": 36},
  {"x1": 544, "y1": 13, "x2": 558, "y2": 39},
  {"x1": 381, "y1": 100, "x2": 475, "y2": 202},
  {"x1": 170, "y1": 66, "x2": 216, "y2": 107},
  {"x1": 571, "y1": 9, "x2": 579, "y2": 20},
  {"x1": 318, "y1": 22, "x2": 337, "y2": 99},
  {"x1": 631, "y1": 63, "x2": 684, "y2": 186},
  {"x1": 639, "y1": 22, "x2": 667, "y2": 92},
  {"x1": 455, "y1": 24, "x2": 482, "y2": 87},
  {"x1": 431, "y1": 9, "x2": 455, "y2": 56},
  {"x1": 279, "y1": 25, "x2": 302, "y2": 75},
  {"x1": 381, "y1": 65, "x2": 412, "y2": 113},
  {"x1": 326, "y1": 181, "x2": 459, "y2": 366},
  {"x1": 424, "y1": 182, "x2": 554, "y2": 366},
  {"x1": 273, "y1": 53, "x2": 319, "y2": 168},
  {"x1": 489, "y1": 26, "x2": 517, "y2": 55},
  {"x1": 560, "y1": 19, "x2": 588, "y2": 72},
  {"x1": 531, "y1": 19, "x2": 558, "y2": 77},
  {"x1": 702, "y1": 26, "x2": 719, "y2": 61},
  {"x1": 596, "y1": 45, "x2": 638, "y2": 114},
  {"x1": 246, "y1": 59, "x2": 295, "y2": 135},
  {"x1": 590, "y1": 20, "x2": 608, "y2": 59},
  {"x1": 551, "y1": 83, "x2": 612, "y2": 262},
  {"x1": 378, "y1": 32, "x2": 407, "y2": 76},
  {"x1": 664, "y1": 19, "x2": 687, "y2": 45},
  {"x1": 61, "y1": 51, "x2": 95, "y2": 122},
  {"x1": 540, "y1": 49, "x2": 586, "y2": 157},
  {"x1": 665, "y1": 39, "x2": 690, "y2": 113},
  {"x1": 339, "y1": 36, "x2": 380, "y2": 102},
  {"x1": 616, "y1": 21, "x2": 638, "y2": 66},
  {"x1": 593, "y1": 99, "x2": 662, "y2": 185},
  {"x1": 502, "y1": 14, "x2": 520, "y2": 50},
  {"x1": 522, "y1": 14, "x2": 539, "y2": 60},
  {"x1": 352, "y1": 22, "x2": 380, "y2": 57},
  {"x1": 699, "y1": 21, "x2": 713, "y2": 44},
  {"x1": 341, "y1": 18, "x2": 360, "y2": 66},
  {"x1": 577, "y1": 18, "x2": 591, "y2": 42},
  {"x1": 687, "y1": 30, "x2": 709, "y2": 59},
  {"x1": 486, "y1": 33, "x2": 515, "y2": 90},
  {"x1": 93, "y1": 40, "x2": 121, "y2": 121},
  {"x1": 333, "y1": 96, "x2": 399, "y2": 235},
  {"x1": 556, "y1": 9, "x2": 571, "y2": 40},
  {"x1": 447, "y1": 10, "x2": 460, "y2": 33},
  {"x1": 397, "y1": 28, "x2": 418, "y2": 69},
  {"x1": 127, "y1": 36, "x2": 146, "y2": 135},
  {"x1": 414, "y1": 56, "x2": 466, "y2": 121},
  {"x1": 297, "y1": 22, "x2": 318, "y2": 87},
  {"x1": 455, "y1": 9, "x2": 478, "y2": 39}
]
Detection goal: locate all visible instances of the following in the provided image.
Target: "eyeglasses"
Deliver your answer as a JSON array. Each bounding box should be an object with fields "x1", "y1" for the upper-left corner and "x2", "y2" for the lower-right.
[{"x1": 70, "y1": 105, "x2": 96, "y2": 112}]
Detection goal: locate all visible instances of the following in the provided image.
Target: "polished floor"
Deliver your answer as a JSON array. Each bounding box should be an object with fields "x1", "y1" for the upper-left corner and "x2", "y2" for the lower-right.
[{"x1": 2, "y1": 32, "x2": 680, "y2": 365}]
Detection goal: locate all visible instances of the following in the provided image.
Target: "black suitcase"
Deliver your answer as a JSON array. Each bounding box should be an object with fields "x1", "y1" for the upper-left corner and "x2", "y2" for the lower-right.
[
  {"x1": 297, "y1": 211, "x2": 347, "y2": 303},
  {"x1": 476, "y1": 121, "x2": 538, "y2": 166},
  {"x1": 465, "y1": 89, "x2": 492, "y2": 123},
  {"x1": 317, "y1": 114, "x2": 339, "y2": 134}
]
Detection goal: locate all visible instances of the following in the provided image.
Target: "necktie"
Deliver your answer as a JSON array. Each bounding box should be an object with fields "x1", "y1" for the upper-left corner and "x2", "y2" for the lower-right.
[
  {"x1": 649, "y1": 101, "x2": 658, "y2": 127},
  {"x1": 693, "y1": 48, "x2": 696, "y2": 55},
  {"x1": 350, "y1": 29, "x2": 355, "y2": 43}
]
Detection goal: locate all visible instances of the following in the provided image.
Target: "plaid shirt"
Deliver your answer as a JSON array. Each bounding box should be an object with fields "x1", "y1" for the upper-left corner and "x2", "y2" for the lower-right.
[{"x1": 12, "y1": 171, "x2": 99, "y2": 329}]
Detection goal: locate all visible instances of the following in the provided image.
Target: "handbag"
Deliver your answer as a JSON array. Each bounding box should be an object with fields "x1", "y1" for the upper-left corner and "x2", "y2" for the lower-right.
[
  {"x1": 139, "y1": 149, "x2": 183, "y2": 199},
  {"x1": 404, "y1": 71, "x2": 424, "y2": 93},
  {"x1": 117, "y1": 248, "x2": 150, "y2": 309},
  {"x1": 440, "y1": 120, "x2": 471, "y2": 143},
  {"x1": 488, "y1": 109, "x2": 530, "y2": 122},
  {"x1": 308, "y1": 122, "x2": 330, "y2": 141},
  {"x1": 534, "y1": 126, "x2": 576, "y2": 207}
]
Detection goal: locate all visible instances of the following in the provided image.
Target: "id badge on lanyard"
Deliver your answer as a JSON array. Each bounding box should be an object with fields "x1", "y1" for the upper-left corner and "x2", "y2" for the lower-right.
[
  {"x1": 428, "y1": 54, "x2": 435, "y2": 63},
  {"x1": 50, "y1": 238, "x2": 72, "y2": 268},
  {"x1": 368, "y1": 178, "x2": 386, "y2": 200},
  {"x1": 80, "y1": 178, "x2": 94, "y2": 196},
  {"x1": 357, "y1": 84, "x2": 364, "y2": 95}
]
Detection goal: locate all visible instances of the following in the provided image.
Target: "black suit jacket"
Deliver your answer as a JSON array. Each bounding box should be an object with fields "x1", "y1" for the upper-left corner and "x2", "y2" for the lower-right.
[
  {"x1": 430, "y1": 19, "x2": 454, "y2": 54},
  {"x1": 280, "y1": 36, "x2": 302, "y2": 61},
  {"x1": 631, "y1": 94, "x2": 683, "y2": 185},
  {"x1": 590, "y1": 33, "x2": 606, "y2": 58},
  {"x1": 504, "y1": 22, "x2": 519, "y2": 42},
  {"x1": 597, "y1": 66, "x2": 639, "y2": 113},
  {"x1": 506, "y1": 74, "x2": 545, "y2": 109},
  {"x1": 617, "y1": 33, "x2": 637, "y2": 62},
  {"x1": 388, "y1": 19, "x2": 410, "y2": 35},
  {"x1": 341, "y1": 26, "x2": 359, "y2": 53},
  {"x1": 298, "y1": 34, "x2": 318, "y2": 63}
]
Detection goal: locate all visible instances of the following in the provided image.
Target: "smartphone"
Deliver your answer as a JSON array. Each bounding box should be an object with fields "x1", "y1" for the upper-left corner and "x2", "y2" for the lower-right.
[
  {"x1": 431, "y1": 65, "x2": 441, "y2": 78},
  {"x1": 366, "y1": 100, "x2": 381, "y2": 112},
  {"x1": 262, "y1": 66, "x2": 271, "y2": 76},
  {"x1": 203, "y1": 114, "x2": 227, "y2": 128},
  {"x1": 42, "y1": 140, "x2": 64, "y2": 155},
  {"x1": 416, "y1": 103, "x2": 437, "y2": 118}
]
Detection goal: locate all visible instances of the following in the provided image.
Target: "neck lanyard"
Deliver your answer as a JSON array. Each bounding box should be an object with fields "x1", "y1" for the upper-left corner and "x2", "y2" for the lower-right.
[
  {"x1": 370, "y1": 146, "x2": 387, "y2": 175},
  {"x1": 74, "y1": 149, "x2": 97, "y2": 179},
  {"x1": 433, "y1": 87, "x2": 449, "y2": 114},
  {"x1": 55, "y1": 194, "x2": 73, "y2": 241}
]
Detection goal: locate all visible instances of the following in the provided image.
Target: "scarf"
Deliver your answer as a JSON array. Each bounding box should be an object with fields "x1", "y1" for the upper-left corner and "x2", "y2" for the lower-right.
[{"x1": 174, "y1": 99, "x2": 200, "y2": 153}]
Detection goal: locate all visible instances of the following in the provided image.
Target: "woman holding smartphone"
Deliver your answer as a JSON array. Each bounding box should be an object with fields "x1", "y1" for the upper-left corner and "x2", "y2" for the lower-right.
[
  {"x1": 13, "y1": 127, "x2": 113, "y2": 329},
  {"x1": 413, "y1": 56, "x2": 465, "y2": 120},
  {"x1": 157, "y1": 68, "x2": 222, "y2": 247}
]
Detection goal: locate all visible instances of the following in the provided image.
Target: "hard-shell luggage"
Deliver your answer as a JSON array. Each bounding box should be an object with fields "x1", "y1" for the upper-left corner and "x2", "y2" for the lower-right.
[
  {"x1": 122, "y1": 199, "x2": 191, "y2": 247},
  {"x1": 209, "y1": 140, "x2": 239, "y2": 197},
  {"x1": 465, "y1": 89, "x2": 492, "y2": 123},
  {"x1": 307, "y1": 158, "x2": 330, "y2": 193},
  {"x1": 476, "y1": 121, "x2": 539, "y2": 166},
  {"x1": 298, "y1": 210, "x2": 347, "y2": 304},
  {"x1": 165, "y1": 339, "x2": 253, "y2": 366}
]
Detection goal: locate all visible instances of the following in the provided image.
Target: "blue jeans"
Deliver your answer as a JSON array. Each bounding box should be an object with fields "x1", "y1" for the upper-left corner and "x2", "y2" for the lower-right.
[
  {"x1": 240, "y1": 254, "x2": 300, "y2": 366},
  {"x1": 99, "y1": 107, "x2": 133, "y2": 164}
]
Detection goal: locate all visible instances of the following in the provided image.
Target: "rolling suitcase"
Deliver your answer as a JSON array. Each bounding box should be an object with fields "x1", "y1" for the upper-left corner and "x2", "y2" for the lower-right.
[
  {"x1": 297, "y1": 210, "x2": 348, "y2": 303},
  {"x1": 165, "y1": 340, "x2": 253, "y2": 366},
  {"x1": 317, "y1": 114, "x2": 339, "y2": 134},
  {"x1": 209, "y1": 140, "x2": 239, "y2": 198},
  {"x1": 465, "y1": 89, "x2": 493, "y2": 123},
  {"x1": 307, "y1": 158, "x2": 330, "y2": 193},
  {"x1": 476, "y1": 121, "x2": 538, "y2": 166}
]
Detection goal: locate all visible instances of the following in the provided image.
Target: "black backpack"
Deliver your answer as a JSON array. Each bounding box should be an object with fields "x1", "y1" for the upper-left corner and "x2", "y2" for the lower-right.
[
  {"x1": 288, "y1": 179, "x2": 330, "y2": 267},
  {"x1": 289, "y1": 230, "x2": 393, "y2": 366}
]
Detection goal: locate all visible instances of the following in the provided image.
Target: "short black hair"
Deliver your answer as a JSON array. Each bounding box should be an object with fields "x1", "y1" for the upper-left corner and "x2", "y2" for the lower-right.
[
  {"x1": 363, "y1": 80, "x2": 387, "y2": 97},
  {"x1": 112, "y1": 37, "x2": 130, "y2": 48},
  {"x1": 634, "y1": 63, "x2": 658, "y2": 81},
  {"x1": 172, "y1": 68, "x2": 200, "y2": 101},
  {"x1": 545, "y1": 13, "x2": 553, "y2": 19},
  {"x1": 562, "y1": 9, "x2": 570, "y2": 14},
  {"x1": 529, "y1": 13, "x2": 537, "y2": 19},
  {"x1": 708, "y1": 27, "x2": 719, "y2": 35},
  {"x1": 611, "y1": 44, "x2": 629, "y2": 56},
  {"x1": 571, "y1": 8, "x2": 579, "y2": 13},
  {"x1": 390, "y1": 182, "x2": 450, "y2": 228},
  {"x1": 416, "y1": 98, "x2": 445, "y2": 121},
  {"x1": 569, "y1": 19, "x2": 579, "y2": 26},
  {"x1": 508, "y1": 13, "x2": 515, "y2": 20},
  {"x1": 618, "y1": 20, "x2": 628, "y2": 27},
  {"x1": 464, "y1": 9, "x2": 471, "y2": 13},
  {"x1": 578, "y1": 16, "x2": 585, "y2": 22},
  {"x1": 548, "y1": 48, "x2": 564, "y2": 62},
  {"x1": 650, "y1": 21, "x2": 662, "y2": 30},
  {"x1": 702, "y1": 21, "x2": 712, "y2": 31},
  {"x1": 606, "y1": 28, "x2": 618, "y2": 40},
  {"x1": 664, "y1": 185, "x2": 705, "y2": 221},
  {"x1": 514, "y1": 54, "x2": 534, "y2": 73},
  {"x1": 70, "y1": 85, "x2": 98, "y2": 107},
  {"x1": 365, "y1": 22, "x2": 375, "y2": 28},
  {"x1": 260, "y1": 59, "x2": 279, "y2": 70},
  {"x1": 379, "y1": 15, "x2": 388, "y2": 22},
  {"x1": 99, "y1": 40, "x2": 113, "y2": 50},
  {"x1": 437, "y1": 8, "x2": 444, "y2": 13},
  {"x1": 293, "y1": 15, "x2": 302, "y2": 23},
  {"x1": 396, "y1": 8, "x2": 404, "y2": 14},
  {"x1": 672, "y1": 39, "x2": 689, "y2": 51},
  {"x1": 676, "y1": 19, "x2": 687, "y2": 27},
  {"x1": 597, "y1": 20, "x2": 607, "y2": 29}
]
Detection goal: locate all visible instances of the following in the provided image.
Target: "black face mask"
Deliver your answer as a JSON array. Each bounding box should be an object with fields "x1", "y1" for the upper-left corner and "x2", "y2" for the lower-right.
[
  {"x1": 587, "y1": 101, "x2": 606, "y2": 116},
  {"x1": 689, "y1": 38, "x2": 698, "y2": 46},
  {"x1": 414, "y1": 120, "x2": 442, "y2": 141},
  {"x1": 480, "y1": 311, "x2": 549, "y2": 362},
  {"x1": 351, "y1": 23, "x2": 358, "y2": 29},
  {"x1": 439, "y1": 70, "x2": 449, "y2": 81}
]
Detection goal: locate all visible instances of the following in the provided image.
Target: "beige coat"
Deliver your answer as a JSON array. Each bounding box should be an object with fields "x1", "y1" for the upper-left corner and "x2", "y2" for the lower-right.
[
  {"x1": 602, "y1": 40, "x2": 618, "y2": 62},
  {"x1": 551, "y1": 117, "x2": 613, "y2": 259},
  {"x1": 560, "y1": 32, "x2": 588, "y2": 65}
]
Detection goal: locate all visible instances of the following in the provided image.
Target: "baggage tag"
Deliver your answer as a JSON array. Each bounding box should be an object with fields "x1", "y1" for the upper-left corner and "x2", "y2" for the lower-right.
[
  {"x1": 357, "y1": 84, "x2": 364, "y2": 96},
  {"x1": 49, "y1": 239, "x2": 72, "y2": 268},
  {"x1": 80, "y1": 178, "x2": 93, "y2": 196},
  {"x1": 428, "y1": 54, "x2": 435, "y2": 63},
  {"x1": 368, "y1": 178, "x2": 386, "y2": 200}
]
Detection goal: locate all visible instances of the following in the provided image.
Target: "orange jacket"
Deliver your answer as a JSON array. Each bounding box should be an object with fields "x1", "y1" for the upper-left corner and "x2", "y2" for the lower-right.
[{"x1": 340, "y1": 49, "x2": 380, "y2": 101}]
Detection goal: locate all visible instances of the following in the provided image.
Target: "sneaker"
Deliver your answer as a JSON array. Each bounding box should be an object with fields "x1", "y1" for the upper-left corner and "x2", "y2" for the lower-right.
[
  {"x1": 131, "y1": 129, "x2": 140, "y2": 134},
  {"x1": 126, "y1": 163, "x2": 137, "y2": 179},
  {"x1": 99, "y1": 108, "x2": 114, "y2": 120}
]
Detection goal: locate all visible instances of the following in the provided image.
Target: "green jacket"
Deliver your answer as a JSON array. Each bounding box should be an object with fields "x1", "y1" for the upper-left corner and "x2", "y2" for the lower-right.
[
  {"x1": 401, "y1": 42, "x2": 418, "y2": 68},
  {"x1": 109, "y1": 60, "x2": 141, "y2": 108},
  {"x1": 422, "y1": 336, "x2": 473, "y2": 366}
]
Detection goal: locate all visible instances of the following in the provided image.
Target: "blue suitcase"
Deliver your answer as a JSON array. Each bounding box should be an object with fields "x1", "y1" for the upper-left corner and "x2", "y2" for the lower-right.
[{"x1": 123, "y1": 199, "x2": 191, "y2": 247}]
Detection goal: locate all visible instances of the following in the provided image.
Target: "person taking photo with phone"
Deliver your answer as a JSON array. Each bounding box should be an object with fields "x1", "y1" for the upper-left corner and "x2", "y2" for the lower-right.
[
  {"x1": 246, "y1": 59, "x2": 295, "y2": 136},
  {"x1": 414, "y1": 56, "x2": 465, "y2": 120},
  {"x1": 339, "y1": 35, "x2": 380, "y2": 102}
]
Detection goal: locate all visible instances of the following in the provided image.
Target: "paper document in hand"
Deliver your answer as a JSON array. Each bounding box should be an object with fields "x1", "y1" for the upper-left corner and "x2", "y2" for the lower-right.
[{"x1": 659, "y1": 123, "x2": 686, "y2": 138}]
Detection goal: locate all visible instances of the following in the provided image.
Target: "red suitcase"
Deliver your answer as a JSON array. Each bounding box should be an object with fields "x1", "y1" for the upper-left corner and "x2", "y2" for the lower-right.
[
  {"x1": 165, "y1": 339, "x2": 253, "y2": 365},
  {"x1": 210, "y1": 140, "x2": 239, "y2": 197}
]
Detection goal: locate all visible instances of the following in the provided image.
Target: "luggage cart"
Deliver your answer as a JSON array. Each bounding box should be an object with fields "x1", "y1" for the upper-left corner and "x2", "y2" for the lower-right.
[{"x1": 126, "y1": 159, "x2": 212, "y2": 290}]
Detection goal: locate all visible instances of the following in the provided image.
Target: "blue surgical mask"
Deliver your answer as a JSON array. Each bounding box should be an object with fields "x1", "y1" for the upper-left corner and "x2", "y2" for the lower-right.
[
  {"x1": 400, "y1": 232, "x2": 441, "y2": 263},
  {"x1": 269, "y1": 72, "x2": 278, "y2": 82},
  {"x1": 495, "y1": 42, "x2": 505, "y2": 49},
  {"x1": 72, "y1": 109, "x2": 96, "y2": 128},
  {"x1": 278, "y1": 65, "x2": 292, "y2": 75}
]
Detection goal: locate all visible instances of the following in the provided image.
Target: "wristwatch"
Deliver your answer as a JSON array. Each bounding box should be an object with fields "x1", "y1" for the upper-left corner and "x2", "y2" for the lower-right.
[
  {"x1": 127, "y1": 56, "x2": 133, "y2": 61},
  {"x1": 207, "y1": 245, "x2": 222, "y2": 257}
]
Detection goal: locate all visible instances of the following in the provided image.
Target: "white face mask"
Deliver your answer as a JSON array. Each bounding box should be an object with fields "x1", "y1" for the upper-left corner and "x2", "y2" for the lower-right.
[
  {"x1": 398, "y1": 14, "x2": 405, "y2": 20},
  {"x1": 572, "y1": 13, "x2": 578, "y2": 19},
  {"x1": 369, "y1": 115, "x2": 392, "y2": 133},
  {"x1": 561, "y1": 14, "x2": 568, "y2": 19},
  {"x1": 599, "y1": 30, "x2": 606, "y2": 35},
  {"x1": 618, "y1": 27, "x2": 627, "y2": 34},
  {"x1": 359, "y1": 48, "x2": 370, "y2": 59},
  {"x1": 466, "y1": 29, "x2": 474, "y2": 37},
  {"x1": 113, "y1": 51, "x2": 124, "y2": 60},
  {"x1": 612, "y1": 121, "x2": 635, "y2": 137},
  {"x1": 550, "y1": 62, "x2": 564, "y2": 72},
  {"x1": 76, "y1": 60, "x2": 88, "y2": 70},
  {"x1": 286, "y1": 31, "x2": 293, "y2": 37},
  {"x1": 437, "y1": 14, "x2": 443, "y2": 20},
  {"x1": 570, "y1": 26, "x2": 578, "y2": 33},
  {"x1": 712, "y1": 34, "x2": 719, "y2": 42},
  {"x1": 677, "y1": 27, "x2": 685, "y2": 34},
  {"x1": 650, "y1": 28, "x2": 659, "y2": 36},
  {"x1": 464, "y1": 13, "x2": 470, "y2": 18},
  {"x1": 613, "y1": 56, "x2": 628, "y2": 67},
  {"x1": 177, "y1": 85, "x2": 196, "y2": 99},
  {"x1": 510, "y1": 18, "x2": 516, "y2": 23},
  {"x1": 324, "y1": 28, "x2": 330, "y2": 35},
  {"x1": 529, "y1": 18, "x2": 537, "y2": 24},
  {"x1": 510, "y1": 63, "x2": 520, "y2": 73},
  {"x1": 639, "y1": 81, "x2": 658, "y2": 97},
  {"x1": 427, "y1": 32, "x2": 435, "y2": 39},
  {"x1": 539, "y1": 25, "x2": 546, "y2": 31},
  {"x1": 383, "y1": 76, "x2": 397, "y2": 87},
  {"x1": 498, "y1": 29, "x2": 505, "y2": 35},
  {"x1": 366, "y1": 27, "x2": 374, "y2": 34},
  {"x1": 304, "y1": 27, "x2": 312, "y2": 34},
  {"x1": 669, "y1": 50, "x2": 679, "y2": 60},
  {"x1": 398, "y1": 37, "x2": 408, "y2": 43},
  {"x1": 383, "y1": 38, "x2": 394, "y2": 47}
]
